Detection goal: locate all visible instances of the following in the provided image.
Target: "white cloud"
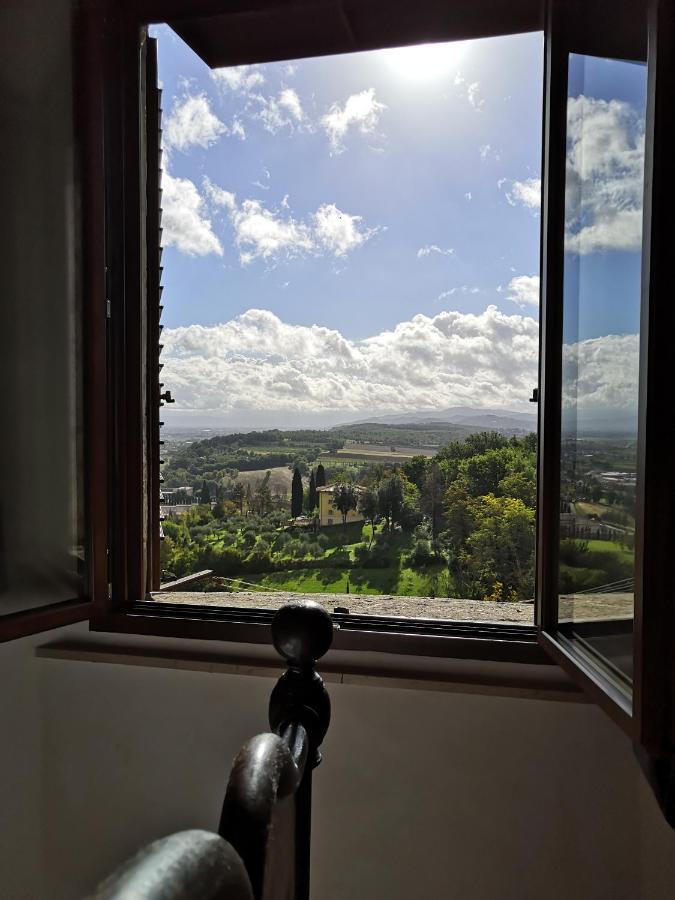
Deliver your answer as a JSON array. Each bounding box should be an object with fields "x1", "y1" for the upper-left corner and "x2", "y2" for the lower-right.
[
  {"x1": 255, "y1": 88, "x2": 305, "y2": 133},
  {"x1": 160, "y1": 309, "x2": 640, "y2": 421},
  {"x1": 231, "y1": 199, "x2": 314, "y2": 264},
  {"x1": 564, "y1": 96, "x2": 645, "y2": 254},
  {"x1": 211, "y1": 65, "x2": 265, "y2": 93},
  {"x1": 314, "y1": 204, "x2": 378, "y2": 256},
  {"x1": 278, "y1": 88, "x2": 303, "y2": 122},
  {"x1": 230, "y1": 118, "x2": 246, "y2": 140},
  {"x1": 505, "y1": 98, "x2": 646, "y2": 252},
  {"x1": 162, "y1": 306, "x2": 539, "y2": 416},
  {"x1": 162, "y1": 173, "x2": 223, "y2": 257},
  {"x1": 203, "y1": 177, "x2": 236, "y2": 212},
  {"x1": 465, "y1": 192, "x2": 472, "y2": 201},
  {"x1": 203, "y1": 180, "x2": 379, "y2": 265},
  {"x1": 322, "y1": 88, "x2": 386, "y2": 152},
  {"x1": 418, "y1": 244, "x2": 454, "y2": 259},
  {"x1": 506, "y1": 275, "x2": 540, "y2": 308},
  {"x1": 438, "y1": 285, "x2": 479, "y2": 298},
  {"x1": 454, "y1": 73, "x2": 484, "y2": 110},
  {"x1": 505, "y1": 177, "x2": 541, "y2": 210},
  {"x1": 467, "y1": 82, "x2": 484, "y2": 110},
  {"x1": 562, "y1": 333, "x2": 639, "y2": 412},
  {"x1": 164, "y1": 94, "x2": 226, "y2": 152}
]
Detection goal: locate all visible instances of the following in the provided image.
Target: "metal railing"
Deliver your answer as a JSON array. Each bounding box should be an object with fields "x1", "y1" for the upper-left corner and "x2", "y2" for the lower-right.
[{"x1": 89, "y1": 600, "x2": 333, "y2": 900}]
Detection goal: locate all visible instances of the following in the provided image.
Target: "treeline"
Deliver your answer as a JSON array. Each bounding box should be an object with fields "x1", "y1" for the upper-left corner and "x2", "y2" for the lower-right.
[
  {"x1": 351, "y1": 431, "x2": 538, "y2": 601},
  {"x1": 163, "y1": 429, "x2": 342, "y2": 490},
  {"x1": 179, "y1": 428, "x2": 342, "y2": 452},
  {"x1": 331, "y1": 422, "x2": 477, "y2": 447}
]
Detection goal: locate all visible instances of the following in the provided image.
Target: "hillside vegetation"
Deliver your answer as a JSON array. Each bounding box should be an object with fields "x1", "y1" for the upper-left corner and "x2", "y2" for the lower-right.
[{"x1": 161, "y1": 424, "x2": 635, "y2": 604}]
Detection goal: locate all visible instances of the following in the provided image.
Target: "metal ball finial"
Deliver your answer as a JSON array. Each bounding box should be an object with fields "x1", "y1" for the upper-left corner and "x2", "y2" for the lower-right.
[{"x1": 271, "y1": 600, "x2": 333, "y2": 668}]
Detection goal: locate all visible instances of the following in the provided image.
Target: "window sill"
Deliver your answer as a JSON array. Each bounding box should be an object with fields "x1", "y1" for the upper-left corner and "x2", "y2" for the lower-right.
[
  {"x1": 36, "y1": 633, "x2": 584, "y2": 703},
  {"x1": 91, "y1": 600, "x2": 547, "y2": 664}
]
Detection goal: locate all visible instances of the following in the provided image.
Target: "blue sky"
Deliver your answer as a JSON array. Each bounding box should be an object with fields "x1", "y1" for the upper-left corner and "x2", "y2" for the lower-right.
[{"x1": 151, "y1": 26, "x2": 646, "y2": 428}]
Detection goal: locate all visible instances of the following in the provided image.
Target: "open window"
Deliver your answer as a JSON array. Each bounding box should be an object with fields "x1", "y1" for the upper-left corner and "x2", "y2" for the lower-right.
[
  {"x1": 5, "y1": 0, "x2": 674, "y2": 821},
  {"x1": 535, "y1": 0, "x2": 675, "y2": 818},
  {"x1": 87, "y1": 0, "x2": 675, "y2": 814},
  {"x1": 146, "y1": 24, "x2": 544, "y2": 630},
  {"x1": 93, "y1": 0, "x2": 552, "y2": 662}
]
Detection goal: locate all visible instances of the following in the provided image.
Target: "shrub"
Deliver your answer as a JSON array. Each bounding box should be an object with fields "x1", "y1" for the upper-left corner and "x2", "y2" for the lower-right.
[
  {"x1": 405, "y1": 538, "x2": 435, "y2": 568},
  {"x1": 209, "y1": 547, "x2": 245, "y2": 576},
  {"x1": 353, "y1": 545, "x2": 390, "y2": 568}
]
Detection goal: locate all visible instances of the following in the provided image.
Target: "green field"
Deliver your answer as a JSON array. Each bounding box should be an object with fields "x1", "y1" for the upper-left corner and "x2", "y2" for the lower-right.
[
  {"x1": 585, "y1": 539, "x2": 634, "y2": 564},
  {"x1": 225, "y1": 564, "x2": 448, "y2": 597}
]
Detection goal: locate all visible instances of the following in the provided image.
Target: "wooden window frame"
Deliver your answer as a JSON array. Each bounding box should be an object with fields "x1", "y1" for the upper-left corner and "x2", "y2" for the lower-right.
[
  {"x1": 84, "y1": 0, "x2": 555, "y2": 667},
  {"x1": 0, "y1": 5, "x2": 107, "y2": 644},
  {"x1": 533, "y1": 0, "x2": 675, "y2": 821},
  {"x1": 535, "y1": 0, "x2": 673, "y2": 751},
  {"x1": 77, "y1": 0, "x2": 675, "y2": 789}
]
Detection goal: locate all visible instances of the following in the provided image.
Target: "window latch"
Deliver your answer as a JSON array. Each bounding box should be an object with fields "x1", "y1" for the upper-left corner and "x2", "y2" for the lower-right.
[{"x1": 529, "y1": 387, "x2": 539, "y2": 403}]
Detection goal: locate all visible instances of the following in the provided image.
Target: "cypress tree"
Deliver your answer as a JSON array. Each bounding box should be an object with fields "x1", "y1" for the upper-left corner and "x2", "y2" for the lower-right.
[
  {"x1": 309, "y1": 469, "x2": 317, "y2": 511},
  {"x1": 316, "y1": 463, "x2": 326, "y2": 488},
  {"x1": 291, "y1": 467, "x2": 303, "y2": 518},
  {"x1": 199, "y1": 479, "x2": 211, "y2": 505}
]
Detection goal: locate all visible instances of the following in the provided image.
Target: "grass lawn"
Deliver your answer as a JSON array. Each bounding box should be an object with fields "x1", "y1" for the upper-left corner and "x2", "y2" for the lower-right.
[
  {"x1": 574, "y1": 501, "x2": 607, "y2": 517},
  {"x1": 574, "y1": 501, "x2": 635, "y2": 527},
  {"x1": 585, "y1": 539, "x2": 634, "y2": 563},
  {"x1": 228, "y1": 564, "x2": 448, "y2": 597}
]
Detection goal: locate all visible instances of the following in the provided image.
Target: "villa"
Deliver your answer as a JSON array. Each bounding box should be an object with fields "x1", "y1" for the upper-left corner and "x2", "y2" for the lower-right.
[{"x1": 316, "y1": 485, "x2": 366, "y2": 528}]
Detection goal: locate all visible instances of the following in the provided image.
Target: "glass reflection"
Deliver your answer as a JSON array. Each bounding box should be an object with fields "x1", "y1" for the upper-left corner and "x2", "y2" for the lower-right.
[{"x1": 557, "y1": 53, "x2": 647, "y2": 692}]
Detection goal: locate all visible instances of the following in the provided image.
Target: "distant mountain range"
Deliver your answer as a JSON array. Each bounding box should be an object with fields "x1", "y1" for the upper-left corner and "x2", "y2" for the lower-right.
[{"x1": 342, "y1": 406, "x2": 537, "y2": 432}]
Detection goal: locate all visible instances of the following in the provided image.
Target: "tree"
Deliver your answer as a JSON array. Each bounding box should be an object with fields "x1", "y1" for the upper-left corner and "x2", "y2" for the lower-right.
[
  {"x1": 403, "y1": 455, "x2": 428, "y2": 492},
  {"x1": 358, "y1": 488, "x2": 379, "y2": 547},
  {"x1": 291, "y1": 467, "x2": 303, "y2": 518},
  {"x1": 333, "y1": 483, "x2": 358, "y2": 533},
  {"x1": 442, "y1": 483, "x2": 477, "y2": 552},
  {"x1": 199, "y1": 479, "x2": 211, "y2": 505},
  {"x1": 377, "y1": 474, "x2": 404, "y2": 532},
  {"x1": 255, "y1": 472, "x2": 272, "y2": 515},
  {"x1": 308, "y1": 469, "x2": 317, "y2": 511},
  {"x1": 421, "y1": 461, "x2": 445, "y2": 536},
  {"x1": 465, "y1": 494, "x2": 535, "y2": 601},
  {"x1": 315, "y1": 463, "x2": 327, "y2": 488},
  {"x1": 232, "y1": 481, "x2": 245, "y2": 514}
]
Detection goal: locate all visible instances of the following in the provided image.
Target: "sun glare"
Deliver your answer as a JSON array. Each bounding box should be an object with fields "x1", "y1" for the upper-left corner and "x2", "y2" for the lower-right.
[{"x1": 380, "y1": 41, "x2": 467, "y2": 83}]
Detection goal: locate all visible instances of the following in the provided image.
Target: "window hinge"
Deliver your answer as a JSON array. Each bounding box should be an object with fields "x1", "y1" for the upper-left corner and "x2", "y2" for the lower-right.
[{"x1": 106, "y1": 299, "x2": 111, "y2": 319}]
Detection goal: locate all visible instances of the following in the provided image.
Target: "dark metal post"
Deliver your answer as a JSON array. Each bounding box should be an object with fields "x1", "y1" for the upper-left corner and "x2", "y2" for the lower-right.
[{"x1": 269, "y1": 601, "x2": 334, "y2": 900}]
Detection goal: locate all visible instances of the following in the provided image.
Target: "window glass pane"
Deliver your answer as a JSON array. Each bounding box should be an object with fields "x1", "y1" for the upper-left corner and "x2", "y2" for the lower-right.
[
  {"x1": 557, "y1": 53, "x2": 647, "y2": 690},
  {"x1": 0, "y1": 0, "x2": 83, "y2": 616},
  {"x1": 150, "y1": 26, "x2": 543, "y2": 625}
]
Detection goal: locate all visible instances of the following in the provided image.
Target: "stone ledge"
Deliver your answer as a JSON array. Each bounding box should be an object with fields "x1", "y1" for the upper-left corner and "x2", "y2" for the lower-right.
[{"x1": 149, "y1": 590, "x2": 535, "y2": 624}]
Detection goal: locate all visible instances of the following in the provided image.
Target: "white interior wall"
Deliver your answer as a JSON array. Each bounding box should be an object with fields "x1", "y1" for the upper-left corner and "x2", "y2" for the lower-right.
[{"x1": 3, "y1": 622, "x2": 675, "y2": 899}]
